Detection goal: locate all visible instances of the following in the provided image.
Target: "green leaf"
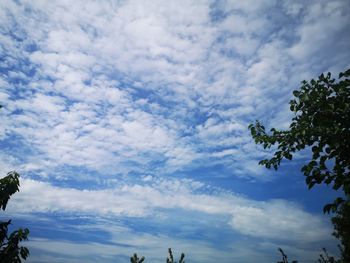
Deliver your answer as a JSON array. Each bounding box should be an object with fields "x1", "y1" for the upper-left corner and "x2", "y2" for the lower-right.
[
  {"x1": 285, "y1": 153, "x2": 292, "y2": 160},
  {"x1": 323, "y1": 204, "x2": 333, "y2": 214},
  {"x1": 309, "y1": 160, "x2": 317, "y2": 167},
  {"x1": 308, "y1": 181, "x2": 316, "y2": 189},
  {"x1": 292, "y1": 90, "x2": 300, "y2": 97}
]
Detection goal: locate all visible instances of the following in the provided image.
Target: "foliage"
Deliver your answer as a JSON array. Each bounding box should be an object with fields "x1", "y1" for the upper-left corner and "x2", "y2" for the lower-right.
[
  {"x1": 166, "y1": 248, "x2": 185, "y2": 263},
  {"x1": 277, "y1": 247, "x2": 345, "y2": 263},
  {"x1": 331, "y1": 201, "x2": 350, "y2": 262},
  {"x1": 0, "y1": 171, "x2": 20, "y2": 211},
  {"x1": 318, "y1": 248, "x2": 342, "y2": 263},
  {"x1": 277, "y1": 248, "x2": 297, "y2": 263},
  {"x1": 249, "y1": 68, "x2": 350, "y2": 213},
  {"x1": 249, "y1": 69, "x2": 350, "y2": 263},
  {"x1": 0, "y1": 171, "x2": 30, "y2": 262},
  {"x1": 130, "y1": 248, "x2": 185, "y2": 263},
  {"x1": 130, "y1": 253, "x2": 145, "y2": 263}
]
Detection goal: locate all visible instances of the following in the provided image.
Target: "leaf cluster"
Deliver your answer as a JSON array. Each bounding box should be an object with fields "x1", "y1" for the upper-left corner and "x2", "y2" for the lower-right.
[
  {"x1": 249, "y1": 69, "x2": 350, "y2": 212},
  {"x1": 0, "y1": 172, "x2": 30, "y2": 262},
  {"x1": 0, "y1": 221, "x2": 29, "y2": 263},
  {"x1": 0, "y1": 171, "x2": 20, "y2": 211}
]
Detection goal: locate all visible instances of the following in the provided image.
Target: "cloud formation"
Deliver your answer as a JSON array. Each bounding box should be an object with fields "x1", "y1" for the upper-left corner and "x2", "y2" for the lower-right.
[
  {"x1": 1, "y1": 0, "x2": 349, "y2": 262},
  {"x1": 9, "y1": 177, "x2": 330, "y2": 243},
  {"x1": 1, "y1": 0, "x2": 349, "y2": 178}
]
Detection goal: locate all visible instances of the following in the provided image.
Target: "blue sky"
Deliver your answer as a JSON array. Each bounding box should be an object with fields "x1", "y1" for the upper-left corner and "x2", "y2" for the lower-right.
[{"x1": 0, "y1": 0, "x2": 349, "y2": 262}]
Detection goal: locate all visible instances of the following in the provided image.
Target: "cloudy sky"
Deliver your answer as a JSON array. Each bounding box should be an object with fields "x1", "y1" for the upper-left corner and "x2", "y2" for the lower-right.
[{"x1": 0, "y1": 0, "x2": 349, "y2": 262}]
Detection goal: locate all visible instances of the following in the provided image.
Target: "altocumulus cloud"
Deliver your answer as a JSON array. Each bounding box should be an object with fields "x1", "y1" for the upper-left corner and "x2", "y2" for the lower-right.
[{"x1": 0, "y1": 0, "x2": 349, "y2": 262}]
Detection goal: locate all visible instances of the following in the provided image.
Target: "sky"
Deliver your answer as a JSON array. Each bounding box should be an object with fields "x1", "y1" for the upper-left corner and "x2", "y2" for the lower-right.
[{"x1": 0, "y1": 0, "x2": 349, "y2": 262}]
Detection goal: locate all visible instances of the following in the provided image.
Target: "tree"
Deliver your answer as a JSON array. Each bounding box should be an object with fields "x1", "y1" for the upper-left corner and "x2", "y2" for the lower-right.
[
  {"x1": 249, "y1": 68, "x2": 350, "y2": 210},
  {"x1": 249, "y1": 68, "x2": 350, "y2": 260},
  {"x1": 0, "y1": 171, "x2": 30, "y2": 262}
]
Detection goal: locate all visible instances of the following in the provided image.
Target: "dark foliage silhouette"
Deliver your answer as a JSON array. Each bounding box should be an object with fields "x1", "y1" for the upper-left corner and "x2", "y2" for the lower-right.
[
  {"x1": 277, "y1": 248, "x2": 297, "y2": 263},
  {"x1": 130, "y1": 248, "x2": 184, "y2": 263},
  {"x1": 0, "y1": 171, "x2": 30, "y2": 262},
  {"x1": 331, "y1": 202, "x2": 350, "y2": 262},
  {"x1": 166, "y1": 248, "x2": 185, "y2": 263},
  {"x1": 249, "y1": 69, "x2": 350, "y2": 262},
  {"x1": 249, "y1": 69, "x2": 350, "y2": 212},
  {"x1": 130, "y1": 253, "x2": 145, "y2": 263}
]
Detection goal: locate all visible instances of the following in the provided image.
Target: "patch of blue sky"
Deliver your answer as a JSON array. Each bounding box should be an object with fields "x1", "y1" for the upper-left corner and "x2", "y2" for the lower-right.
[
  {"x1": 208, "y1": 3, "x2": 228, "y2": 24},
  {"x1": 38, "y1": 166, "x2": 107, "y2": 189},
  {"x1": 142, "y1": 209, "x2": 236, "y2": 240},
  {"x1": 128, "y1": 86, "x2": 169, "y2": 107},
  {"x1": 0, "y1": 25, "x2": 25, "y2": 44},
  {"x1": 8, "y1": 211, "x2": 239, "y2": 250},
  {"x1": 0, "y1": 55, "x2": 36, "y2": 82},
  {"x1": 12, "y1": 214, "x2": 117, "y2": 245},
  {"x1": 0, "y1": 133, "x2": 37, "y2": 162}
]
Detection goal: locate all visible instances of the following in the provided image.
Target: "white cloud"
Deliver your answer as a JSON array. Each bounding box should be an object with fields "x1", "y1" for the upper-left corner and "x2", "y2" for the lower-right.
[
  {"x1": 288, "y1": 1, "x2": 350, "y2": 68},
  {"x1": 0, "y1": 0, "x2": 347, "y2": 204},
  {"x1": 221, "y1": 0, "x2": 277, "y2": 14},
  {"x1": 282, "y1": 1, "x2": 304, "y2": 17},
  {"x1": 230, "y1": 199, "x2": 329, "y2": 241},
  {"x1": 9, "y1": 177, "x2": 331, "y2": 242},
  {"x1": 220, "y1": 14, "x2": 268, "y2": 35},
  {"x1": 212, "y1": 148, "x2": 239, "y2": 158},
  {"x1": 1, "y1": 0, "x2": 348, "y2": 180}
]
